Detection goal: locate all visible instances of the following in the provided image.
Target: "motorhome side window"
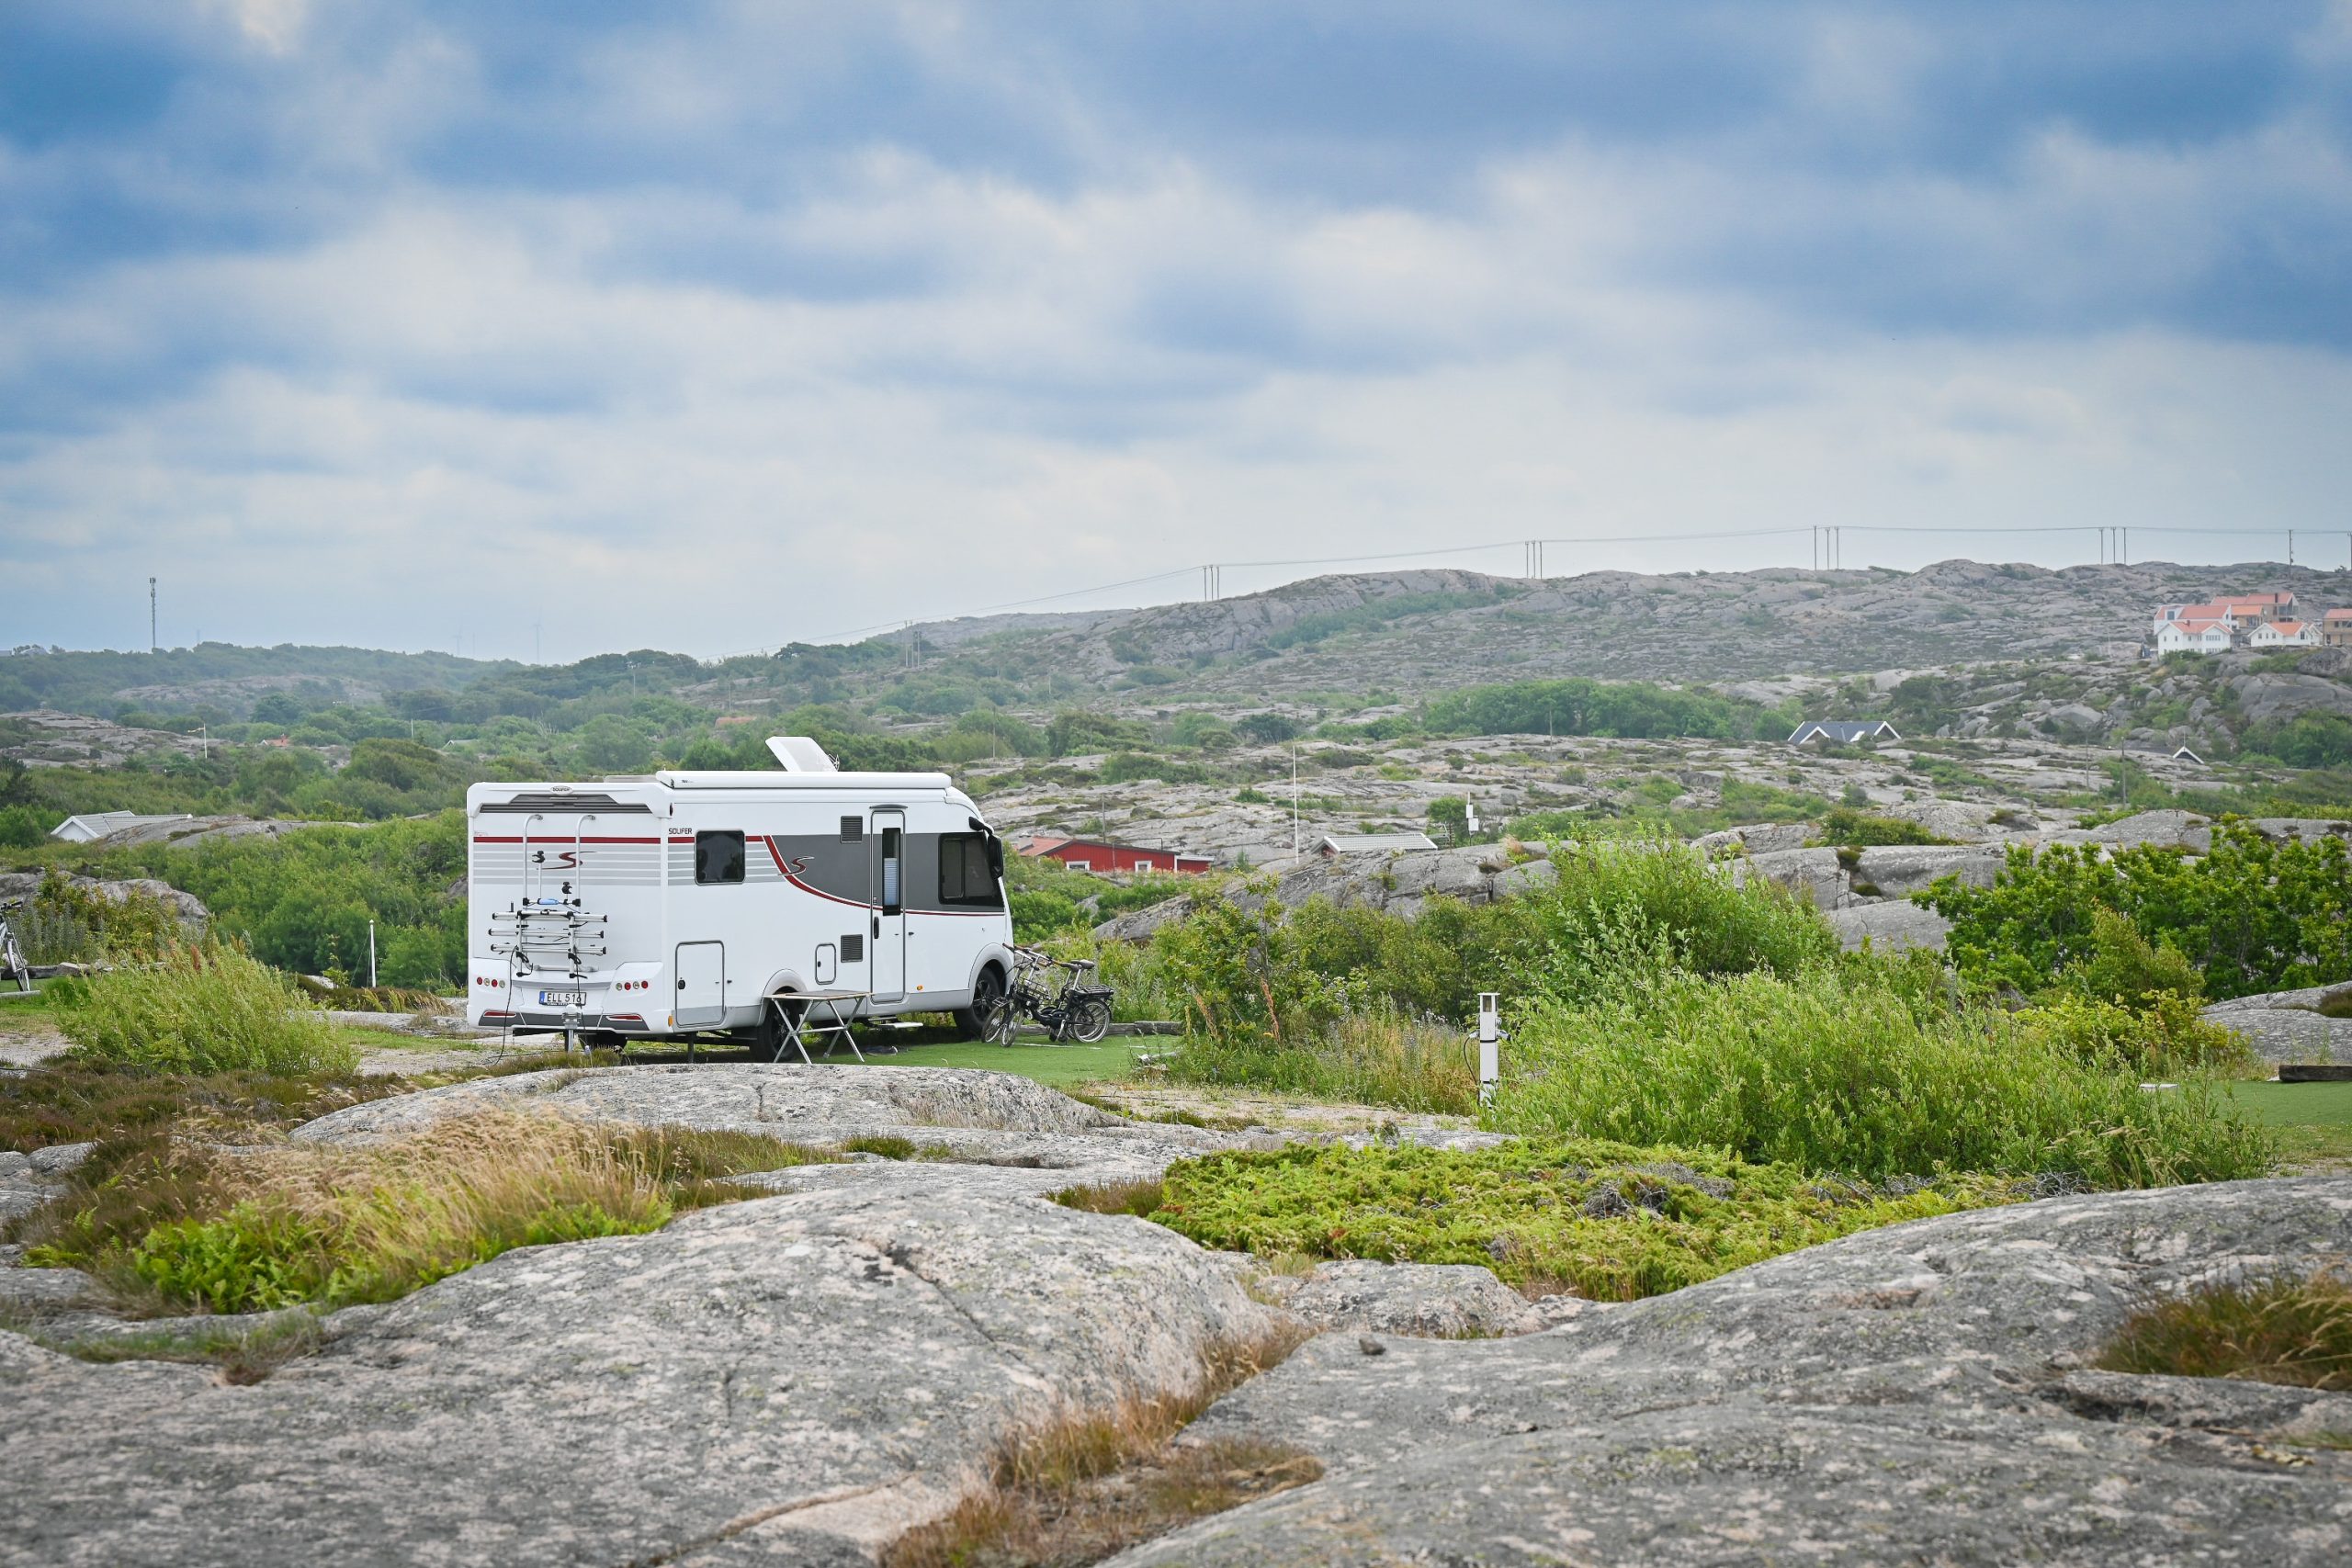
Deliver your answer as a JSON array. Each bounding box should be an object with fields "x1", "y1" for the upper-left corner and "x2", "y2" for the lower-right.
[
  {"x1": 695, "y1": 830, "x2": 745, "y2": 886},
  {"x1": 939, "y1": 833, "x2": 1004, "y2": 908},
  {"x1": 879, "y1": 827, "x2": 902, "y2": 913}
]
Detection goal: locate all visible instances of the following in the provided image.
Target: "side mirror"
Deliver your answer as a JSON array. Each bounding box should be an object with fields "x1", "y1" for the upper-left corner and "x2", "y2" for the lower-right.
[{"x1": 987, "y1": 837, "x2": 1005, "y2": 880}]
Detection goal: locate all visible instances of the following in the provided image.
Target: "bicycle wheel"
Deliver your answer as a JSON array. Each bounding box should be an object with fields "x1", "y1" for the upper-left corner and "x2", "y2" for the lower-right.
[
  {"x1": 978, "y1": 998, "x2": 1021, "y2": 1046},
  {"x1": 1069, "y1": 998, "x2": 1112, "y2": 1044}
]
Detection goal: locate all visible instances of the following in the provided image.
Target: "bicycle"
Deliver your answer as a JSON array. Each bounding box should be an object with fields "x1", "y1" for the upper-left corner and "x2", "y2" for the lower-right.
[
  {"x1": 0, "y1": 898, "x2": 31, "y2": 996},
  {"x1": 979, "y1": 944, "x2": 1113, "y2": 1044}
]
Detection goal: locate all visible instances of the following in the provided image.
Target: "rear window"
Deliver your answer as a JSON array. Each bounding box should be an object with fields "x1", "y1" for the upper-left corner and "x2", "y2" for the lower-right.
[
  {"x1": 939, "y1": 832, "x2": 1003, "y2": 908},
  {"x1": 695, "y1": 830, "x2": 745, "y2": 886}
]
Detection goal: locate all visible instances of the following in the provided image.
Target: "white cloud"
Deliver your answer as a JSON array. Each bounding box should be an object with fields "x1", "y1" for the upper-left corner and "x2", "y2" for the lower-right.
[{"x1": 3, "y1": 4, "x2": 2346, "y2": 657}]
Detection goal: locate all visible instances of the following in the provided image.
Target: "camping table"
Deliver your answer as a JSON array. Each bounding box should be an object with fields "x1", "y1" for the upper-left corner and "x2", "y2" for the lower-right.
[{"x1": 764, "y1": 988, "x2": 870, "y2": 1065}]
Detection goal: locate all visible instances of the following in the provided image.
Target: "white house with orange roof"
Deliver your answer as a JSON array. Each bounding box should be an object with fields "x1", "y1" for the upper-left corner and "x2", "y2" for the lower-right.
[{"x1": 2156, "y1": 617, "x2": 2235, "y2": 655}]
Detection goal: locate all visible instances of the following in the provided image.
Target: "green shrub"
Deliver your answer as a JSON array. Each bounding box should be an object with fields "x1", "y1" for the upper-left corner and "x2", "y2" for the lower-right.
[
  {"x1": 1149, "y1": 1138, "x2": 2013, "y2": 1300},
  {"x1": 53, "y1": 945, "x2": 356, "y2": 1077},
  {"x1": 2067, "y1": 906, "x2": 2205, "y2": 1009},
  {"x1": 1487, "y1": 963, "x2": 2274, "y2": 1189},
  {"x1": 1924, "y1": 824, "x2": 2352, "y2": 1000},
  {"x1": 1814, "y1": 807, "x2": 1955, "y2": 847},
  {"x1": 1515, "y1": 837, "x2": 1836, "y2": 1007},
  {"x1": 2018, "y1": 993, "x2": 2255, "y2": 1079},
  {"x1": 11, "y1": 872, "x2": 185, "y2": 967}
]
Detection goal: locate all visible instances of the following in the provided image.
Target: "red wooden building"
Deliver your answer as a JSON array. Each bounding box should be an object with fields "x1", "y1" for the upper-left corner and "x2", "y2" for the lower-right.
[{"x1": 1016, "y1": 836, "x2": 1213, "y2": 874}]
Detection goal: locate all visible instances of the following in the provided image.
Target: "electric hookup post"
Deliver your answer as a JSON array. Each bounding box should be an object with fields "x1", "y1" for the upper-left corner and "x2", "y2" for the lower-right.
[{"x1": 1476, "y1": 992, "x2": 1505, "y2": 1107}]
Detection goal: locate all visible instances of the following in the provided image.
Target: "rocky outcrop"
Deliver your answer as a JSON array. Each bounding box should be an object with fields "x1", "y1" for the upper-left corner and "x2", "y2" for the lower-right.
[
  {"x1": 1112, "y1": 1177, "x2": 2352, "y2": 1566},
  {"x1": 1247, "y1": 1259, "x2": 1546, "y2": 1339},
  {"x1": 0, "y1": 871, "x2": 209, "y2": 932},
  {"x1": 1848, "y1": 842, "x2": 2007, "y2": 897},
  {"x1": 294, "y1": 1063, "x2": 1249, "y2": 1183},
  {"x1": 0, "y1": 1188, "x2": 1290, "y2": 1567},
  {"x1": 1094, "y1": 845, "x2": 1557, "y2": 942},
  {"x1": 2206, "y1": 983, "x2": 2352, "y2": 1066},
  {"x1": 1826, "y1": 898, "x2": 1951, "y2": 953},
  {"x1": 1728, "y1": 846, "x2": 1845, "y2": 908}
]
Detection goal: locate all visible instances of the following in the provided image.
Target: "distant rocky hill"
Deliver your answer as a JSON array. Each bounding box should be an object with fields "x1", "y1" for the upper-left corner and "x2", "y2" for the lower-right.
[{"x1": 918, "y1": 558, "x2": 2352, "y2": 695}]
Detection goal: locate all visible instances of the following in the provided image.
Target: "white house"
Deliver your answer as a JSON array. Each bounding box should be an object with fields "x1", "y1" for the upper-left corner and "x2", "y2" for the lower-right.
[
  {"x1": 2247, "y1": 619, "x2": 2318, "y2": 649},
  {"x1": 1787, "y1": 719, "x2": 1902, "y2": 746},
  {"x1": 1316, "y1": 831, "x2": 1438, "y2": 857},
  {"x1": 50, "y1": 812, "x2": 193, "y2": 843},
  {"x1": 2155, "y1": 618, "x2": 2234, "y2": 655}
]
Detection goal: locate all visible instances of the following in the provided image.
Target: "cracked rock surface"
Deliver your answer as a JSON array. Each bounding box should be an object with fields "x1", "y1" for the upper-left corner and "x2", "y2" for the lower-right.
[
  {"x1": 1110, "y1": 1176, "x2": 2352, "y2": 1566},
  {"x1": 0, "y1": 1189, "x2": 1285, "y2": 1568},
  {"x1": 293, "y1": 1062, "x2": 1251, "y2": 1179}
]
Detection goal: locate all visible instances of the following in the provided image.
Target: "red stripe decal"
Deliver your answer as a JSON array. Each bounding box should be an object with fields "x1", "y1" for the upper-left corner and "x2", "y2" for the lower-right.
[
  {"x1": 765, "y1": 837, "x2": 790, "y2": 876},
  {"x1": 472, "y1": 836, "x2": 523, "y2": 844}
]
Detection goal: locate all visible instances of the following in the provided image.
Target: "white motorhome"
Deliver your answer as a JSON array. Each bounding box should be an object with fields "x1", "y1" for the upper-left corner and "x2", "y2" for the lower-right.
[{"x1": 465, "y1": 737, "x2": 1014, "y2": 1053}]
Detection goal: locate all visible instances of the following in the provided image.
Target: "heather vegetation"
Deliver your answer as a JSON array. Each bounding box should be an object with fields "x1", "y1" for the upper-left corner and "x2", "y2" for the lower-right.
[{"x1": 1134, "y1": 1139, "x2": 2015, "y2": 1300}]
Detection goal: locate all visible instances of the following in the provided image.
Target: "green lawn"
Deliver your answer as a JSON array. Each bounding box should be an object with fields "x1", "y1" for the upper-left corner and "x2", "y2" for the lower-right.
[
  {"x1": 836, "y1": 1036, "x2": 1152, "y2": 1086},
  {"x1": 2224, "y1": 1080, "x2": 2352, "y2": 1170}
]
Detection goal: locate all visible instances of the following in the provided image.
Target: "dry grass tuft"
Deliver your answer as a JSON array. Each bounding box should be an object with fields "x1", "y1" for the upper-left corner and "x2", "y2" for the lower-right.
[
  {"x1": 888, "y1": 1325, "x2": 1317, "y2": 1568},
  {"x1": 2096, "y1": 1269, "x2": 2352, "y2": 1391},
  {"x1": 1049, "y1": 1178, "x2": 1165, "y2": 1218},
  {"x1": 19, "y1": 1110, "x2": 835, "y2": 1315},
  {"x1": 26, "y1": 1311, "x2": 324, "y2": 1384}
]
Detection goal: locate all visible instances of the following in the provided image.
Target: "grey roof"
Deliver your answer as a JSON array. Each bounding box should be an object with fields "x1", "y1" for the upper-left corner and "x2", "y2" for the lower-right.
[
  {"x1": 1787, "y1": 720, "x2": 1901, "y2": 744},
  {"x1": 1317, "y1": 831, "x2": 1440, "y2": 854}
]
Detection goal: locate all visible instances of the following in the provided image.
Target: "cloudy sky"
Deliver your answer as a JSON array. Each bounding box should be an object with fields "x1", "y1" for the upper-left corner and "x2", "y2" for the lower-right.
[{"x1": 4, "y1": 1, "x2": 2348, "y2": 661}]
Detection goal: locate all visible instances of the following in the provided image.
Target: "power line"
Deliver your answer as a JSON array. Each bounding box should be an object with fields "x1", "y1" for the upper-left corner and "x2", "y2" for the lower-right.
[{"x1": 725, "y1": 522, "x2": 2343, "y2": 660}]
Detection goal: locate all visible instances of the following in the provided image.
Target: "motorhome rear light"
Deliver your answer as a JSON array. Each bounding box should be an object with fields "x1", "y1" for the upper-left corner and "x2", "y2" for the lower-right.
[{"x1": 481, "y1": 1010, "x2": 516, "y2": 1021}]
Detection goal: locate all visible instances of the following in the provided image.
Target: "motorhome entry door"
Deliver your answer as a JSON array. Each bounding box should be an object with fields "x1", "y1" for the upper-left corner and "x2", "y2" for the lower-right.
[
  {"x1": 674, "y1": 941, "x2": 725, "y2": 1026},
  {"x1": 871, "y1": 808, "x2": 907, "y2": 1002}
]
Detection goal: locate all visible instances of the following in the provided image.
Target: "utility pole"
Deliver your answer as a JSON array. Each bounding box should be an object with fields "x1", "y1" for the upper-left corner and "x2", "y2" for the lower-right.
[
  {"x1": 1291, "y1": 742, "x2": 1300, "y2": 861},
  {"x1": 148, "y1": 578, "x2": 157, "y2": 654}
]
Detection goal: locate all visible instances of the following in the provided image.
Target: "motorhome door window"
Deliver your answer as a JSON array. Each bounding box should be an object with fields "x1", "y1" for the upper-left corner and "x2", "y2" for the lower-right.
[
  {"x1": 880, "y1": 827, "x2": 902, "y2": 914},
  {"x1": 695, "y1": 830, "x2": 745, "y2": 885}
]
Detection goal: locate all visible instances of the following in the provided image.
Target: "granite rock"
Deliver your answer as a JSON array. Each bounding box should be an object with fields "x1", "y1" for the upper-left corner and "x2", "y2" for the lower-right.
[
  {"x1": 1111, "y1": 1177, "x2": 2352, "y2": 1567},
  {"x1": 0, "y1": 1189, "x2": 1288, "y2": 1568}
]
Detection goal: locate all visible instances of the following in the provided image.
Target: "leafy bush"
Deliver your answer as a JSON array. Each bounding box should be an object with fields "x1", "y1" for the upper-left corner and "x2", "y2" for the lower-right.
[
  {"x1": 1520, "y1": 837, "x2": 1836, "y2": 1006},
  {"x1": 1148, "y1": 1138, "x2": 2012, "y2": 1300},
  {"x1": 1421, "y1": 678, "x2": 1759, "y2": 741},
  {"x1": 10, "y1": 872, "x2": 185, "y2": 966},
  {"x1": 2067, "y1": 907, "x2": 2205, "y2": 1009},
  {"x1": 1815, "y1": 807, "x2": 1955, "y2": 847},
  {"x1": 101, "y1": 813, "x2": 467, "y2": 986},
  {"x1": 52, "y1": 945, "x2": 356, "y2": 1077},
  {"x1": 2017, "y1": 993, "x2": 2254, "y2": 1079},
  {"x1": 1487, "y1": 963, "x2": 2274, "y2": 1189},
  {"x1": 1924, "y1": 824, "x2": 2352, "y2": 1000}
]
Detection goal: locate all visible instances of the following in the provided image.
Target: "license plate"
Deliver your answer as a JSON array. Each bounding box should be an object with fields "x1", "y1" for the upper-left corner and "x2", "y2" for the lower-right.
[{"x1": 538, "y1": 989, "x2": 587, "y2": 1008}]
